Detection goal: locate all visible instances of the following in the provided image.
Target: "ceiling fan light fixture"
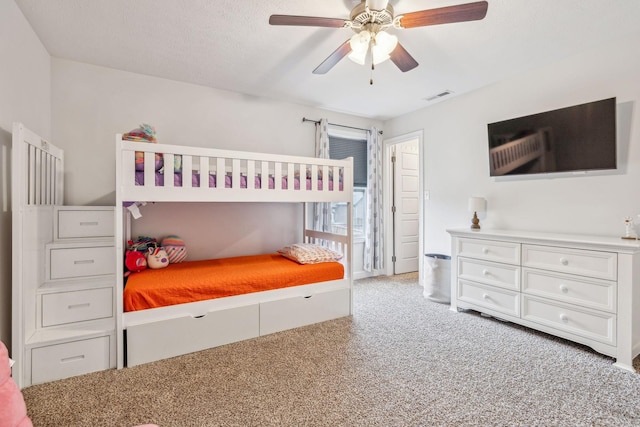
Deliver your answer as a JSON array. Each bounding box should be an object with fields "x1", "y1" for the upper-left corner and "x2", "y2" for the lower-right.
[
  {"x1": 375, "y1": 30, "x2": 398, "y2": 55},
  {"x1": 371, "y1": 46, "x2": 390, "y2": 65},
  {"x1": 348, "y1": 49, "x2": 368, "y2": 65},
  {"x1": 349, "y1": 31, "x2": 371, "y2": 53}
]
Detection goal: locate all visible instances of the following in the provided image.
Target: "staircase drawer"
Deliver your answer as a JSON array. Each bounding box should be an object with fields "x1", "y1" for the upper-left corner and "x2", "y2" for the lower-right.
[{"x1": 41, "y1": 287, "x2": 113, "y2": 327}]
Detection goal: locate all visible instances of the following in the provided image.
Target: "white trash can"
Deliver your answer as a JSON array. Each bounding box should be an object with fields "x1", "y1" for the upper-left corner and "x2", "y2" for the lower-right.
[{"x1": 423, "y1": 253, "x2": 451, "y2": 304}]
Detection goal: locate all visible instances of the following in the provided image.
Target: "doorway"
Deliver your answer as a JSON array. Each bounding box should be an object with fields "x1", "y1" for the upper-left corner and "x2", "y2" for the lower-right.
[{"x1": 384, "y1": 132, "x2": 424, "y2": 282}]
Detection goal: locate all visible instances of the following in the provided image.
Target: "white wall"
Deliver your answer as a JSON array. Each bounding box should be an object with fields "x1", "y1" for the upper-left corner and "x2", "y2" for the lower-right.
[
  {"x1": 51, "y1": 59, "x2": 381, "y2": 259},
  {"x1": 0, "y1": 0, "x2": 51, "y2": 352},
  {"x1": 385, "y1": 31, "x2": 640, "y2": 256}
]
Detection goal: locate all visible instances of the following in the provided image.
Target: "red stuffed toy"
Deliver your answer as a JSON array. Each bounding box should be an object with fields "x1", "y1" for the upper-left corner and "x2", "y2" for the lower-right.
[{"x1": 124, "y1": 250, "x2": 147, "y2": 278}]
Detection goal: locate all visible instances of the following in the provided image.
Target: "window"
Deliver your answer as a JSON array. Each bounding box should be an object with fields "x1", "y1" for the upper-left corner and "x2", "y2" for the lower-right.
[{"x1": 329, "y1": 135, "x2": 367, "y2": 237}]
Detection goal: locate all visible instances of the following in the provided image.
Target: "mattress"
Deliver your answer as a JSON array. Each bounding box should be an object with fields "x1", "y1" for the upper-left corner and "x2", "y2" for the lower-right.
[
  {"x1": 123, "y1": 253, "x2": 345, "y2": 312},
  {"x1": 134, "y1": 171, "x2": 342, "y2": 190}
]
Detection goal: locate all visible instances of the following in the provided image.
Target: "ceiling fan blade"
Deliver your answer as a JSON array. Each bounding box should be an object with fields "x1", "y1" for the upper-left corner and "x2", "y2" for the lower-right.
[
  {"x1": 398, "y1": 1, "x2": 488, "y2": 29},
  {"x1": 313, "y1": 40, "x2": 352, "y2": 75},
  {"x1": 269, "y1": 15, "x2": 348, "y2": 28},
  {"x1": 390, "y1": 43, "x2": 418, "y2": 72}
]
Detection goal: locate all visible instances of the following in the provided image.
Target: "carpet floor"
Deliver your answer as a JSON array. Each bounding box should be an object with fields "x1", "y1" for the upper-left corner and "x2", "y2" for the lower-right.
[{"x1": 22, "y1": 273, "x2": 640, "y2": 426}]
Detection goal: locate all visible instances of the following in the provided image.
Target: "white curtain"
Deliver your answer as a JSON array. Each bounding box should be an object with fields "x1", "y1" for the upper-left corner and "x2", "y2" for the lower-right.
[
  {"x1": 313, "y1": 119, "x2": 331, "y2": 232},
  {"x1": 364, "y1": 127, "x2": 384, "y2": 272}
]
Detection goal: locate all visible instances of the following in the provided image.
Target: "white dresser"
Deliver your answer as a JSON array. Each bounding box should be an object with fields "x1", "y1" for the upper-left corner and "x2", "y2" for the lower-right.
[
  {"x1": 447, "y1": 228, "x2": 640, "y2": 372},
  {"x1": 13, "y1": 206, "x2": 116, "y2": 387}
]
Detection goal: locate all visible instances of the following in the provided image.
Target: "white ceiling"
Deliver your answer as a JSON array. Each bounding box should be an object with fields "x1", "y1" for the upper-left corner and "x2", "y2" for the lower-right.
[{"x1": 15, "y1": 0, "x2": 640, "y2": 121}]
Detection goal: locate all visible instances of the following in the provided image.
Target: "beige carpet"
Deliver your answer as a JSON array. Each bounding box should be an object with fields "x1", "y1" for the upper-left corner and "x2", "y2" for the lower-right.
[{"x1": 22, "y1": 273, "x2": 640, "y2": 426}]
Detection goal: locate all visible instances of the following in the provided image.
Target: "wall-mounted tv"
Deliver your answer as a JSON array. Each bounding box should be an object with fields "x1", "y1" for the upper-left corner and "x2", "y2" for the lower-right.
[{"x1": 487, "y1": 97, "x2": 616, "y2": 177}]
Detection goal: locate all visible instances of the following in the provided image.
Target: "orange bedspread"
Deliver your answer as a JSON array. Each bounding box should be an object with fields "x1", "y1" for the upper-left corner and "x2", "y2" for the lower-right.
[{"x1": 123, "y1": 253, "x2": 344, "y2": 312}]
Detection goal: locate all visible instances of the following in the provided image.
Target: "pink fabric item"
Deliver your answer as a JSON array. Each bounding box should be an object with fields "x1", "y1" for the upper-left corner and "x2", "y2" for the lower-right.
[{"x1": 0, "y1": 342, "x2": 33, "y2": 427}]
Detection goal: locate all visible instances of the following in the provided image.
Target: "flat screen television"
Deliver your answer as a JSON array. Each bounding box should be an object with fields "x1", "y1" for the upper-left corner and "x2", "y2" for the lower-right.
[{"x1": 487, "y1": 97, "x2": 616, "y2": 177}]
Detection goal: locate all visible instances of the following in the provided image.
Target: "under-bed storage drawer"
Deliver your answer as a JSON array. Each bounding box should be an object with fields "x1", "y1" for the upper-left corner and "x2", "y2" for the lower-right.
[
  {"x1": 31, "y1": 336, "x2": 111, "y2": 385},
  {"x1": 126, "y1": 304, "x2": 259, "y2": 367},
  {"x1": 56, "y1": 208, "x2": 115, "y2": 239},
  {"x1": 260, "y1": 288, "x2": 350, "y2": 336}
]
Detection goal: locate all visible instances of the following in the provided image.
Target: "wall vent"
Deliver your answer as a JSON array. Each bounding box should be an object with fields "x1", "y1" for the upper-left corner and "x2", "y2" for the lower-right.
[{"x1": 424, "y1": 90, "x2": 453, "y2": 102}]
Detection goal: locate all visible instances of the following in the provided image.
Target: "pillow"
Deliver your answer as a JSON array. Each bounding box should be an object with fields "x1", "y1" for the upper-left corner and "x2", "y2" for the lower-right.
[{"x1": 278, "y1": 243, "x2": 343, "y2": 265}]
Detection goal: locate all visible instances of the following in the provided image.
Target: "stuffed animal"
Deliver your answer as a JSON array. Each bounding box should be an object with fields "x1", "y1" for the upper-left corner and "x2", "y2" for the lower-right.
[
  {"x1": 161, "y1": 235, "x2": 187, "y2": 263},
  {"x1": 0, "y1": 341, "x2": 33, "y2": 427},
  {"x1": 125, "y1": 250, "x2": 147, "y2": 273},
  {"x1": 147, "y1": 247, "x2": 169, "y2": 269}
]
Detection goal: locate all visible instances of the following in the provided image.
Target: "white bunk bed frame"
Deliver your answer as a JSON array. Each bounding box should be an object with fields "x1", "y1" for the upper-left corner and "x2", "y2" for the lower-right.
[{"x1": 115, "y1": 137, "x2": 354, "y2": 367}]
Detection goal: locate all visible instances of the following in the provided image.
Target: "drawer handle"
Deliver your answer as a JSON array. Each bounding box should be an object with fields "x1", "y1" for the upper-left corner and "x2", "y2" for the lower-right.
[
  {"x1": 68, "y1": 303, "x2": 90, "y2": 310},
  {"x1": 482, "y1": 269, "x2": 490, "y2": 276},
  {"x1": 73, "y1": 259, "x2": 95, "y2": 265},
  {"x1": 304, "y1": 295, "x2": 313, "y2": 299},
  {"x1": 79, "y1": 221, "x2": 99, "y2": 226},
  {"x1": 482, "y1": 293, "x2": 490, "y2": 300},
  {"x1": 61, "y1": 354, "x2": 85, "y2": 363},
  {"x1": 482, "y1": 247, "x2": 489, "y2": 254},
  {"x1": 560, "y1": 258, "x2": 569, "y2": 266},
  {"x1": 559, "y1": 313, "x2": 569, "y2": 323},
  {"x1": 559, "y1": 284, "x2": 569, "y2": 293}
]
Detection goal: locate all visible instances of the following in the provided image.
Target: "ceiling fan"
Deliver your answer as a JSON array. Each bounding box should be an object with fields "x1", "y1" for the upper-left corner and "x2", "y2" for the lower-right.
[{"x1": 269, "y1": 0, "x2": 488, "y2": 75}]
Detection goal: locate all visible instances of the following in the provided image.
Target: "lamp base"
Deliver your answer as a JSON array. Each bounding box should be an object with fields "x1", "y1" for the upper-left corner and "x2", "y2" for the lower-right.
[{"x1": 471, "y1": 212, "x2": 480, "y2": 230}]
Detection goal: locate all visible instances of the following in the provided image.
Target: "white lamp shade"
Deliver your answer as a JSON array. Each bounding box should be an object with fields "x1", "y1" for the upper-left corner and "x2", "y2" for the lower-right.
[
  {"x1": 349, "y1": 31, "x2": 371, "y2": 53},
  {"x1": 468, "y1": 197, "x2": 486, "y2": 213},
  {"x1": 375, "y1": 31, "x2": 398, "y2": 55},
  {"x1": 348, "y1": 49, "x2": 367, "y2": 65},
  {"x1": 371, "y1": 45, "x2": 390, "y2": 65}
]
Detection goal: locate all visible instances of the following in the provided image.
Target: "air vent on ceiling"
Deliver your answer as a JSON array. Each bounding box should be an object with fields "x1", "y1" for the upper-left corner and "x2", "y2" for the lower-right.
[{"x1": 424, "y1": 90, "x2": 453, "y2": 102}]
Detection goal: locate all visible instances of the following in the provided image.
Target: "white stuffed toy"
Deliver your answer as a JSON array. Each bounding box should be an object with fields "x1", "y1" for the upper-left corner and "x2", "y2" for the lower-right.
[{"x1": 147, "y1": 247, "x2": 169, "y2": 269}]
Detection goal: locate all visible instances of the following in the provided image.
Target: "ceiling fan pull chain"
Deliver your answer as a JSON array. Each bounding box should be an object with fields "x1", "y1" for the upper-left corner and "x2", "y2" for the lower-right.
[{"x1": 370, "y1": 63, "x2": 374, "y2": 85}]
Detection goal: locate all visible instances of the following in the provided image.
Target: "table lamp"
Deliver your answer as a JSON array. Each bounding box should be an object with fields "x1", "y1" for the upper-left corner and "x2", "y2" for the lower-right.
[{"x1": 468, "y1": 197, "x2": 486, "y2": 230}]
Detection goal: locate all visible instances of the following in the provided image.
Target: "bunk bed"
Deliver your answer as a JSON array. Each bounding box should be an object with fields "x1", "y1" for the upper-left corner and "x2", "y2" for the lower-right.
[{"x1": 116, "y1": 137, "x2": 354, "y2": 367}]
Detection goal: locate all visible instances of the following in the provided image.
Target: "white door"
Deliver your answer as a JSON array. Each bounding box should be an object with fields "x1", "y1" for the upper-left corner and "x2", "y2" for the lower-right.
[{"x1": 393, "y1": 140, "x2": 420, "y2": 274}]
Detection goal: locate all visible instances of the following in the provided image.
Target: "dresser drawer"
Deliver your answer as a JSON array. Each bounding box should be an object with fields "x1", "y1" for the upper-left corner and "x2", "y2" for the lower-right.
[
  {"x1": 457, "y1": 279, "x2": 519, "y2": 317},
  {"x1": 31, "y1": 336, "x2": 111, "y2": 384},
  {"x1": 56, "y1": 208, "x2": 114, "y2": 239},
  {"x1": 522, "y1": 295, "x2": 616, "y2": 345},
  {"x1": 457, "y1": 238, "x2": 520, "y2": 265},
  {"x1": 522, "y1": 268, "x2": 616, "y2": 313},
  {"x1": 49, "y1": 246, "x2": 115, "y2": 279},
  {"x1": 522, "y1": 245, "x2": 617, "y2": 280},
  {"x1": 458, "y1": 258, "x2": 520, "y2": 291},
  {"x1": 41, "y1": 287, "x2": 113, "y2": 327}
]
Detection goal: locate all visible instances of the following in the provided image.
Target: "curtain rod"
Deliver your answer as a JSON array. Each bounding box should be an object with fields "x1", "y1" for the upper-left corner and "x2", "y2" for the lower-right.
[{"x1": 302, "y1": 117, "x2": 383, "y2": 135}]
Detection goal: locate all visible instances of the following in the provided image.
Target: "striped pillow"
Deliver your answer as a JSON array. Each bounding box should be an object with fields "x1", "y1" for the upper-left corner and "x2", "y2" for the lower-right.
[{"x1": 278, "y1": 243, "x2": 343, "y2": 265}]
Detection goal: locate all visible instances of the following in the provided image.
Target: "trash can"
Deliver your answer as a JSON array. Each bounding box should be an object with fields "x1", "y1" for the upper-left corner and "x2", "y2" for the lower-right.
[{"x1": 423, "y1": 253, "x2": 451, "y2": 304}]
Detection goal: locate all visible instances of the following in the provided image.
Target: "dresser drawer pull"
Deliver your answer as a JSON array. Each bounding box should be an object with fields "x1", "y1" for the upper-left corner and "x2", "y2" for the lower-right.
[
  {"x1": 482, "y1": 269, "x2": 490, "y2": 276},
  {"x1": 482, "y1": 247, "x2": 489, "y2": 254},
  {"x1": 79, "y1": 221, "x2": 99, "y2": 226},
  {"x1": 559, "y1": 284, "x2": 569, "y2": 293},
  {"x1": 61, "y1": 354, "x2": 85, "y2": 363},
  {"x1": 559, "y1": 313, "x2": 569, "y2": 323},
  {"x1": 68, "y1": 303, "x2": 91, "y2": 310},
  {"x1": 73, "y1": 259, "x2": 95, "y2": 265},
  {"x1": 482, "y1": 293, "x2": 490, "y2": 300},
  {"x1": 560, "y1": 257, "x2": 569, "y2": 266}
]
